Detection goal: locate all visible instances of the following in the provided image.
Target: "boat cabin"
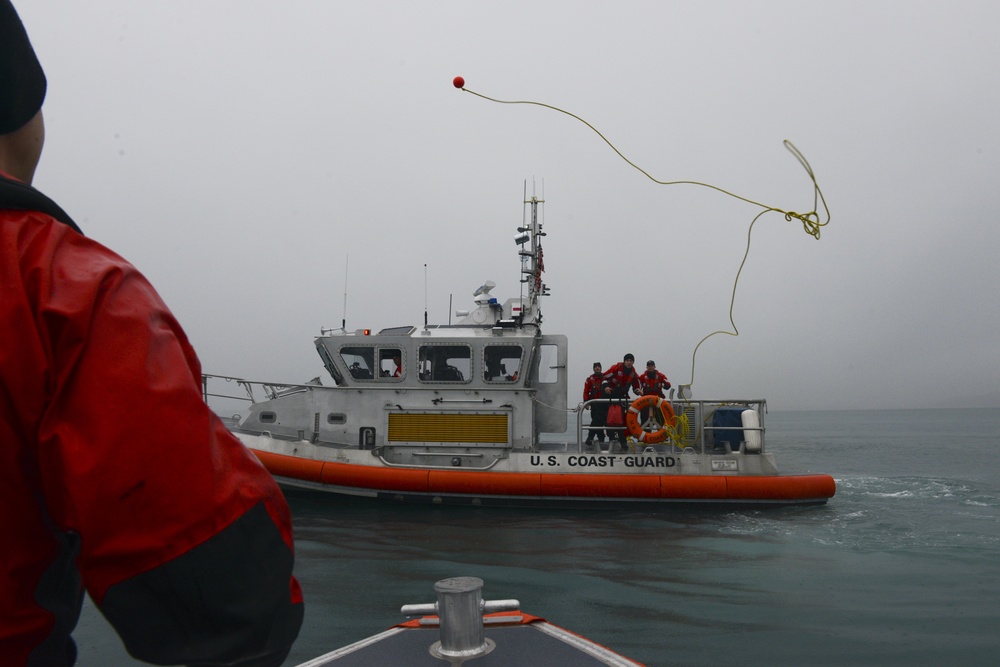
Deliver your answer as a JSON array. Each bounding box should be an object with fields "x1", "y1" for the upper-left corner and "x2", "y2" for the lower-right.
[{"x1": 233, "y1": 318, "x2": 567, "y2": 459}]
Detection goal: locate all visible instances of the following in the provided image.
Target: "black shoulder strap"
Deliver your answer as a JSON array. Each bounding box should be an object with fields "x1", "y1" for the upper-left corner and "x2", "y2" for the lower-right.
[{"x1": 0, "y1": 174, "x2": 83, "y2": 235}]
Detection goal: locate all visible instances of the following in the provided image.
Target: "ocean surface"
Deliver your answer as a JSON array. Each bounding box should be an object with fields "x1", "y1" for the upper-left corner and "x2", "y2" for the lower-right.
[{"x1": 73, "y1": 408, "x2": 1000, "y2": 666}]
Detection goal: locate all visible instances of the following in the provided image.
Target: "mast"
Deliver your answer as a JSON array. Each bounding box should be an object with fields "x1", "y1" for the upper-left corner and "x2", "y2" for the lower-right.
[
  {"x1": 453, "y1": 183, "x2": 550, "y2": 329},
  {"x1": 515, "y1": 182, "x2": 548, "y2": 325}
]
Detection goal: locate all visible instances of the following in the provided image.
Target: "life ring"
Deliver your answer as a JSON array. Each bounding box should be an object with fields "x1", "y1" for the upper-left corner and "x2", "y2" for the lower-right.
[{"x1": 625, "y1": 395, "x2": 677, "y2": 444}]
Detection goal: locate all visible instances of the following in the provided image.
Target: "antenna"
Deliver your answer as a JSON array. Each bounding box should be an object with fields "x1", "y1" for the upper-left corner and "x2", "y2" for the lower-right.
[
  {"x1": 423, "y1": 263, "x2": 429, "y2": 329},
  {"x1": 341, "y1": 254, "x2": 349, "y2": 331},
  {"x1": 519, "y1": 180, "x2": 528, "y2": 308}
]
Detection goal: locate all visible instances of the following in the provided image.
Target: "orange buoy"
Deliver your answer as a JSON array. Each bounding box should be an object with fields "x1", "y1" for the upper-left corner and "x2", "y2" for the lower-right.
[{"x1": 625, "y1": 395, "x2": 676, "y2": 444}]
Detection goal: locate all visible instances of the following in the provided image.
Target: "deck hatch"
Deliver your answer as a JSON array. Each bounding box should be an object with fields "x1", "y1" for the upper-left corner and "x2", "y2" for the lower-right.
[{"x1": 388, "y1": 413, "x2": 509, "y2": 443}]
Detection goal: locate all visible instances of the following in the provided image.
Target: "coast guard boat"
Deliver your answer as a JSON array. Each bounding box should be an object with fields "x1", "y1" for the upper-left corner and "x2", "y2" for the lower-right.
[{"x1": 204, "y1": 194, "x2": 835, "y2": 507}]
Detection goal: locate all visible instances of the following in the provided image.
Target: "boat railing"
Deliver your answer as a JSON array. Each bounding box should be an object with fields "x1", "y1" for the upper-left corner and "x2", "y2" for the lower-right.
[
  {"x1": 576, "y1": 397, "x2": 767, "y2": 455},
  {"x1": 201, "y1": 373, "x2": 326, "y2": 408}
]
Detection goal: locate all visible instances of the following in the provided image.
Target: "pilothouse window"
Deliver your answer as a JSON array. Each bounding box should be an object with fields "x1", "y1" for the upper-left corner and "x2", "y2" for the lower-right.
[
  {"x1": 378, "y1": 348, "x2": 403, "y2": 378},
  {"x1": 317, "y1": 344, "x2": 340, "y2": 384},
  {"x1": 536, "y1": 343, "x2": 558, "y2": 384},
  {"x1": 340, "y1": 346, "x2": 404, "y2": 381},
  {"x1": 418, "y1": 345, "x2": 471, "y2": 383},
  {"x1": 484, "y1": 345, "x2": 523, "y2": 382},
  {"x1": 340, "y1": 346, "x2": 375, "y2": 379}
]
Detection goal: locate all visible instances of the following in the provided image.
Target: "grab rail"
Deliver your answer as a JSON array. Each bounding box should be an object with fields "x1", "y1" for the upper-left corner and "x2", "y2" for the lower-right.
[
  {"x1": 201, "y1": 373, "x2": 326, "y2": 404},
  {"x1": 576, "y1": 398, "x2": 767, "y2": 454}
]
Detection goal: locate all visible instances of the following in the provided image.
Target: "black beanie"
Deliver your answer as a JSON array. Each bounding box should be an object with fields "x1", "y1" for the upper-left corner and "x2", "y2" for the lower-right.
[{"x1": 0, "y1": 0, "x2": 46, "y2": 134}]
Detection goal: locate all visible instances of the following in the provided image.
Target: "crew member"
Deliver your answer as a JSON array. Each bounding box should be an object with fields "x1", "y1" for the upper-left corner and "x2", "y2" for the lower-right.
[
  {"x1": 639, "y1": 360, "x2": 671, "y2": 397},
  {"x1": 583, "y1": 362, "x2": 607, "y2": 444},
  {"x1": 603, "y1": 353, "x2": 641, "y2": 398},
  {"x1": 0, "y1": 3, "x2": 302, "y2": 664},
  {"x1": 638, "y1": 360, "x2": 672, "y2": 424},
  {"x1": 603, "y1": 353, "x2": 640, "y2": 446}
]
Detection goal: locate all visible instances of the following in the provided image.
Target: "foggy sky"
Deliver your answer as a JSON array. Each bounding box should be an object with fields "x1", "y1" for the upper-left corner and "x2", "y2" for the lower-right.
[{"x1": 19, "y1": 0, "x2": 1000, "y2": 411}]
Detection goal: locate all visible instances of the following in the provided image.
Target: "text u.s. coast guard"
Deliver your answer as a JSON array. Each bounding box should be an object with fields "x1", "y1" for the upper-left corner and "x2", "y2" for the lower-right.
[{"x1": 529, "y1": 455, "x2": 676, "y2": 468}]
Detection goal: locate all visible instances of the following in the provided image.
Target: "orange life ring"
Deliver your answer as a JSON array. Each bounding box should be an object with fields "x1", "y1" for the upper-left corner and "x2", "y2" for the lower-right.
[{"x1": 625, "y1": 395, "x2": 677, "y2": 444}]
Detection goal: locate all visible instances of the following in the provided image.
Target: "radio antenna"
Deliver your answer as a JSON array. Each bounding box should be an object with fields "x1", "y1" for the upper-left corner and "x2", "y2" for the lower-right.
[
  {"x1": 341, "y1": 254, "x2": 349, "y2": 331},
  {"x1": 423, "y1": 263, "x2": 429, "y2": 329}
]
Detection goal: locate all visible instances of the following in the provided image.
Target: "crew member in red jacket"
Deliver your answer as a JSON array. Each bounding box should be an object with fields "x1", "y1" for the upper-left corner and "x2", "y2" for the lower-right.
[
  {"x1": 638, "y1": 360, "x2": 671, "y2": 398},
  {"x1": 602, "y1": 353, "x2": 640, "y2": 446},
  {"x1": 638, "y1": 360, "x2": 672, "y2": 425},
  {"x1": 603, "y1": 353, "x2": 641, "y2": 398},
  {"x1": 0, "y1": 3, "x2": 303, "y2": 665},
  {"x1": 582, "y1": 362, "x2": 608, "y2": 444}
]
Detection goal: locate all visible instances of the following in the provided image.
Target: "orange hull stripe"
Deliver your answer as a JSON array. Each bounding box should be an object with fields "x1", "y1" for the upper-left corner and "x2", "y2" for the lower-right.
[
  {"x1": 541, "y1": 474, "x2": 661, "y2": 498},
  {"x1": 428, "y1": 471, "x2": 541, "y2": 495},
  {"x1": 725, "y1": 474, "x2": 837, "y2": 500},
  {"x1": 661, "y1": 475, "x2": 729, "y2": 498},
  {"x1": 321, "y1": 461, "x2": 429, "y2": 491},
  {"x1": 253, "y1": 449, "x2": 324, "y2": 483},
  {"x1": 252, "y1": 450, "x2": 835, "y2": 500}
]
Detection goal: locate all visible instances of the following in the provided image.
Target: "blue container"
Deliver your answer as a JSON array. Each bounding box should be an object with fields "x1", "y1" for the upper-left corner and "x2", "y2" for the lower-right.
[{"x1": 711, "y1": 407, "x2": 745, "y2": 451}]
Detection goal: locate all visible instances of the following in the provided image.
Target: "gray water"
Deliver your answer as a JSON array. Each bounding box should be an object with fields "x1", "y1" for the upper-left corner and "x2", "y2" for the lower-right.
[{"x1": 73, "y1": 408, "x2": 1000, "y2": 666}]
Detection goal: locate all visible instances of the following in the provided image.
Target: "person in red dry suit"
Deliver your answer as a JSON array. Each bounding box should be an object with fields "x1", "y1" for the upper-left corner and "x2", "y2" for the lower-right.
[
  {"x1": 638, "y1": 360, "x2": 671, "y2": 398},
  {"x1": 582, "y1": 362, "x2": 608, "y2": 444},
  {"x1": 637, "y1": 360, "x2": 672, "y2": 425},
  {"x1": 602, "y1": 353, "x2": 641, "y2": 399},
  {"x1": 601, "y1": 353, "x2": 641, "y2": 445},
  {"x1": 0, "y1": 2, "x2": 303, "y2": 665}
]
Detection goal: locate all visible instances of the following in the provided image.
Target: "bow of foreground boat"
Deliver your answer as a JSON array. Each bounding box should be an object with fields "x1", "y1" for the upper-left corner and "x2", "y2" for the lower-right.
[{"x1": 296, "y1": 577, "x2": 645, "y2": 667}]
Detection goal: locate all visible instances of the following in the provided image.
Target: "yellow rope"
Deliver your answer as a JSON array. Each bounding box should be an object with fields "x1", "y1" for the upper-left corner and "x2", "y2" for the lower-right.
[
  {"x1": 665, "y1": 410, "x2": 691, "y2": 449},
  {"x1": 460, "y1": 87, "x2": 829, "y2": 239},
  {"x1": 687, "y1": 209, "x2": 764, "y2": 387},
  {"x1": 458, "y1": 83, "x2": 832, "y2": 391}
]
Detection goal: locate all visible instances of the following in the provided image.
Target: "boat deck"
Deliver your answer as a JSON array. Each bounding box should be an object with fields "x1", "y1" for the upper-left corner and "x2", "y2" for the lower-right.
[{"x1": 298, "y1": 616, "x2": 642, "y2": 667}]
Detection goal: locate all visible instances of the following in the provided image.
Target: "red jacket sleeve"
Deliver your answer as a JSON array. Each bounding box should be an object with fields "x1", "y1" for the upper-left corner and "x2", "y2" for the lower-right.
[{"x1": 11, "y1": 215, "x2": 302, "y2": 665}]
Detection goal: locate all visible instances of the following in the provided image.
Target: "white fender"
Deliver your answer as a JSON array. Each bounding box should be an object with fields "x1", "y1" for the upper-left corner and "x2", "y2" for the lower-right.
[{"x1": 741, "y1": 409, "x2": 762, "y2": 453}]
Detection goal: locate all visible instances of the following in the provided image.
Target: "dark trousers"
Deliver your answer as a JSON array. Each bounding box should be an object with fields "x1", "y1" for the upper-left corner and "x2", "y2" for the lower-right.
[{"x1": 586, "y1": 402, "x2": 608, "y2": 442}]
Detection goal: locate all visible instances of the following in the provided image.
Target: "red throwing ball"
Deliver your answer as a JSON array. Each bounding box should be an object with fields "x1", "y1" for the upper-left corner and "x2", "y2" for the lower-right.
[{"x1": 453, "y1": 76, "x2": 465, "y2": 89}]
